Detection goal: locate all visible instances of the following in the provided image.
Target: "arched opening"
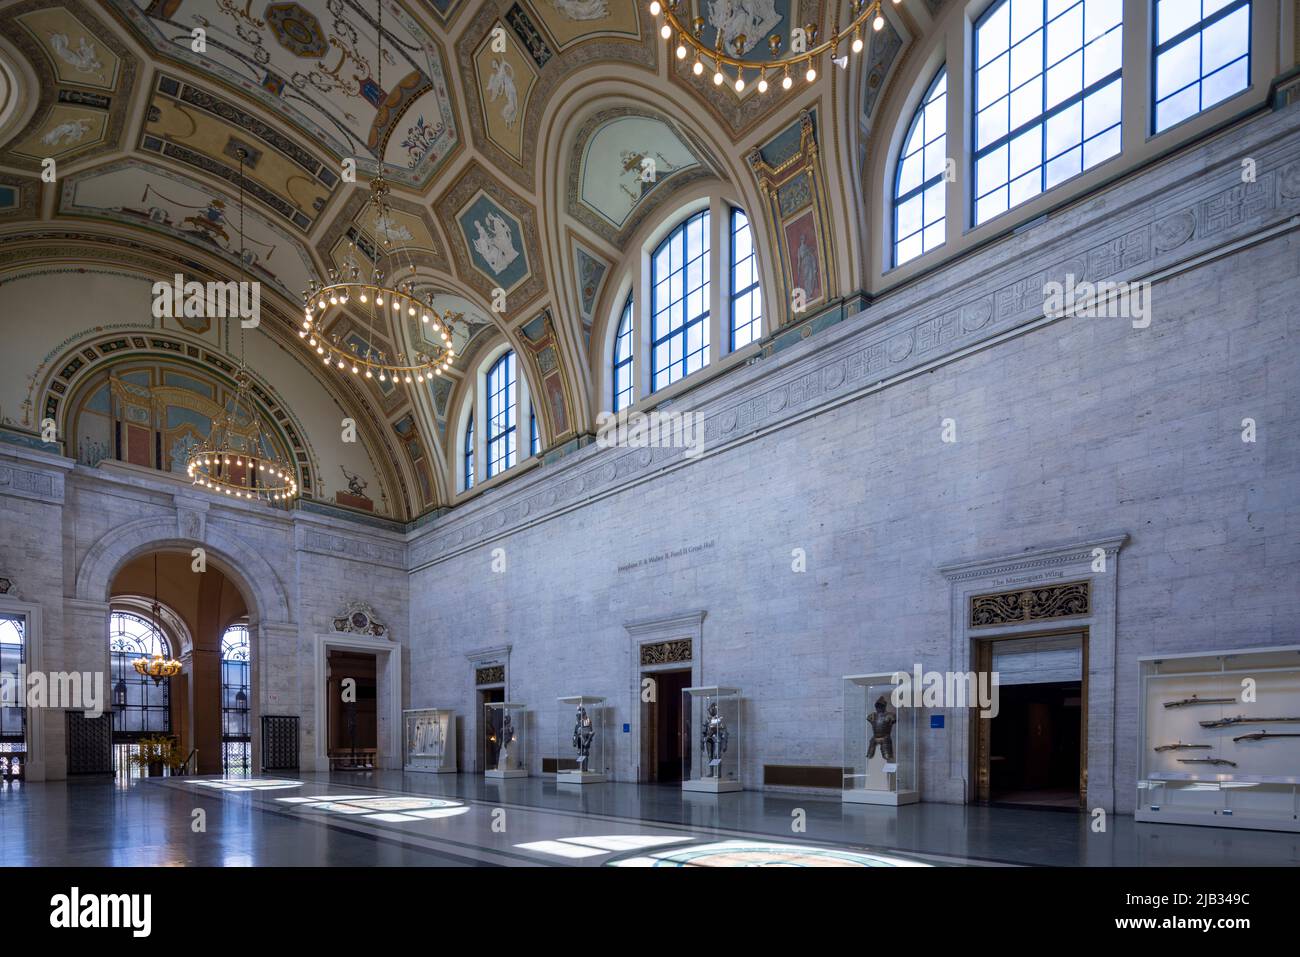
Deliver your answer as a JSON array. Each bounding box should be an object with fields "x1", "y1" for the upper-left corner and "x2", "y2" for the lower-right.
[{"x1": 109, "y1": 551, "x2": 251, "y2": 778}]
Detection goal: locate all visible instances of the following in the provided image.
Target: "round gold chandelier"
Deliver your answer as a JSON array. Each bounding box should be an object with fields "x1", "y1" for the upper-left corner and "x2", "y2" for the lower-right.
[
  {"x1": 650, "y1": 0, "x2": 897, "y2": 92},
  {"x1": 298, "y1": 0, "x2": 463, "y2": 387},
  {"x1": 185, "y1": 367, "x2": 300, "y2": 503}
]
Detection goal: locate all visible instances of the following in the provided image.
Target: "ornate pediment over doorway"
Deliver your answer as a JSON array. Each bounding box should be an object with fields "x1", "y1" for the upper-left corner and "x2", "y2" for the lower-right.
[{"x1": 331, "y1": 600, "x2": 387, "y2": 638}]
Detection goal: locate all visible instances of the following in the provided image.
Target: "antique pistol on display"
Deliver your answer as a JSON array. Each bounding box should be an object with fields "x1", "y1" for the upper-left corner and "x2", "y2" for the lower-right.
[
  {"x1": 1163, "y1": 694, "x2": 1235, "y2": 709},
  {"x1": 1153, "y1": 742, "x2": 1211, "y2": 752},
  {"x1": 1178, "y1": 758, "x2": 1237, "y2": 767},
  {"x1": 1199, "y1": 715, "x2": 1300, "y2": 728},
  {"x1": 1232, "y1": 731, "x2": 1300, "y2": 743}
]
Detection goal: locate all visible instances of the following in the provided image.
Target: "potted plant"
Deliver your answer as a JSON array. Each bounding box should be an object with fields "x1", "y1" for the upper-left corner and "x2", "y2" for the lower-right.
[{"x1": 130, "y1": 736, "x2": 176, "y2": 777}]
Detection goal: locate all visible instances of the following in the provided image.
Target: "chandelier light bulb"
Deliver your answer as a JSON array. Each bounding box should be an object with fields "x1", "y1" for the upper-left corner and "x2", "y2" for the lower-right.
[
  {"x1": 359, "y1": 293, "x2": 367, "y2": 303},
  {"x1": 351, "y1": 365, "x2": 359, "y2": 374},
  {"x1": 757, "y1": 72, "x2": 768, "y2": 93},
  {"x1": 375, "y1": 295, "x2": 383, "y2": 306},
  {"x1": 782, "y1": 72, "x2": 793, "y2": 90},
  {"x1": 735, "y1": 74, "x2": 745, "y2": 92},
  {"x1": 693, "y1": 58, "x2": 704, "y2": 76},
  {"x1": 660, "y1": 23, "x2": 671, "y2": 40},
  {"x1": 365, "y1": 370, "x2": 372, "y2": 378},
  {"x1": 713, "y1": 70, "x2": 724, "y2": 85},
  {"x1": 649, "y1": 0, "x2": 661, "y2": 14},
  {"x1": 676, "y1": 42, "x2": 687, "y2": 60},
  {"x1": 806, "y1": 63, "x2": 817, "y2": 83},
  {"x1": 853, "y1": 33, "x2": 864, "y2": 52},
  {"x1": 336, "y1": 360, "x2": 345, "y2": 369},
  {"x1": 874, "y1": 14, "x2": 884, "y2": 30}
]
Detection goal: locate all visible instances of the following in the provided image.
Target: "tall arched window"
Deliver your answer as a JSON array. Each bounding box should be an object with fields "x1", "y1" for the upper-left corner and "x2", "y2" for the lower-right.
[
  {"x1": 486, "y1": 351, "x2": 517, "y2": 477},
  {"x1": 463, "y1": 414, "x2": 475, "y2": 491},
  {"x1": 0, "y1": 615, "x2": 25, "y2": 777},
  {"x1": 110, "y1": 611, "x2": 172, "y2": 740},
  {"x1": 1154, "y1": 0, "x2": 1250, "y2": 132},
  {"x1": 612, "y1": 293, "x2": 634, "y2": 412},
  {"x1": 894, "y1": 67, "x2": 947, "y2": 266},
  {"x1": 651, "y1": 209, "x2": 710, "y2": 392},
  {"x1": 730, "y1": 208, "x2": 762, "y2": 349},
  {"x1": 530, "y1": 407, "x2": 540, "y2": 457},
  {"x1": 220, "y1": 623, "x2": 251, "y2": 776},
  {"x1": 973, "y1": 0, "x2": 1123, "y2": 225}
]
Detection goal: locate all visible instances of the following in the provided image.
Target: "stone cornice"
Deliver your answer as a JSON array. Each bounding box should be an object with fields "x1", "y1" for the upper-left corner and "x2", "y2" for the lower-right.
[
  {"x1": 408, "y1": 107, "x2": 1300, "y2": 570},
  {"x1": 624, "y1": 611, "x2": 708, "y2": 637},
  {"x1": 938, "y1": 534, "x2": 1130, "y2": 583}
]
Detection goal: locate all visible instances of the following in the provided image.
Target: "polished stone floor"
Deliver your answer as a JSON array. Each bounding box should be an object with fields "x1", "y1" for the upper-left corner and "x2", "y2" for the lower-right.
[{"x1": 0, "y1": 771, "x2": 1296, "y2": 866}]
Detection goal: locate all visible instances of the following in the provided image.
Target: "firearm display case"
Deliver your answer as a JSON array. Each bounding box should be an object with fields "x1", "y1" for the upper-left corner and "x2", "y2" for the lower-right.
[
  {"x1": 1136, "y1": 646, "x2": 1300, "y2": 831},
  {"x1": 402, "y1": 708, "x2": 456, "y2": 773}
]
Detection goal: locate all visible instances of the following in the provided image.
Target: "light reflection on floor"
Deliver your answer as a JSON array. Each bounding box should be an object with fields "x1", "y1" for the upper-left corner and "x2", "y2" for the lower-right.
[
  {"x1": 605, "y1": 839, "x2": 936, "y2": 867},
  {"x1": 276, "y1": 794, "x2": 470, "y2": 822}
]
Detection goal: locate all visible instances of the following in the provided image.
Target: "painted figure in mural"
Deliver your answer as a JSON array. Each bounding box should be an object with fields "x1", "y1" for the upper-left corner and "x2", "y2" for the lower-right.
[
  {"x1": 497, "y1": 712, "x2": 516, "y2": 770},
  {"x1": 48, "y1": 32, "x2": 105, "y2": 81},
  {"x1": 708, "y1": 0, "x2": 782, "y2": 56},
  {"x1": 340, "y1": 464, "x2": 369, "y2": 497},
  {"x1": 866, "y1": 695, "x2": 896, "y2": 762},
  {"x1": 796, "y1": 234, "x2": 818, "y2": 298},
  {"x1": 701, "y1": 700, "x2": 729, "y2": 777},
  {"x1": 486, "y1": 57, "x2": 518, "y2": 129},
  {"x1": 550, "y1": 0, "x2": 610, "y2": 20},
  {"x1": 472, "y1": 211, "x2": 519, "y2": 274},
  {"x1": 572, "y1": 705, "x2": 595, "y2": 771},
  {"x1": 42, "y1": 117, "x2": 93, "y2": 147}
]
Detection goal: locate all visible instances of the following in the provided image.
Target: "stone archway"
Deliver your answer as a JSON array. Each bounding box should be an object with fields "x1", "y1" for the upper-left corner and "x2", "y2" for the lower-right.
[{"x1": 66, "y1": 513, "x2": 296, "y2": 778}]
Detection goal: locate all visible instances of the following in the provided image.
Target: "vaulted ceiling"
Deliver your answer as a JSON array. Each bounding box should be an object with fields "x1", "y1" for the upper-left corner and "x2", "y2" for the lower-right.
[{"x1": 0, "y1": 0, "x2": 938, "y2": 520}]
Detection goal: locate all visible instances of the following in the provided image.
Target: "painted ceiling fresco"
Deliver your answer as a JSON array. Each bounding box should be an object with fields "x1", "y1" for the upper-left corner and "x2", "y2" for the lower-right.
[
  {"x1": 108, "y1": 0, "x2": 459, "y2": 186},
  {"x1": 0, "y1": 0, "x2": 892, "y2": 517}
]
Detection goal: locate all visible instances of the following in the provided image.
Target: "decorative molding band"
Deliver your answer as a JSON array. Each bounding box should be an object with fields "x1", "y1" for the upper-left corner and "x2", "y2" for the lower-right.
[
  {"x1": 296, "y1": 526, "x2": 405, "y2": 569},
  {"x1": 624, "y1": 611, "x2": 707, "y2": 638},
  {"x1": 0, "y1": 461, "x2": 62, "y2": 503},
  {"x1": 410, "y1": 110, "x2": 1300, "y2": 569},
  {"x1": 639, "y1": 639, "x2": 693, "y2": 666},
  {"x1": 939, "y1": 534, "x2": 1129, "y2": 583}
]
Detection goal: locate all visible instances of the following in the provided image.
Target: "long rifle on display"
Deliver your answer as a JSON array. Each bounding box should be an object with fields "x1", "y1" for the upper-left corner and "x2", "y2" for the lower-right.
[
  {"x1": 1153, "y1": 742, "x2": 1212, "y2": 752},
  {"x1": 1163, "y1": 695, "x2": 1235, "y2": 709},
  {"x1": 1199, "y1": 716, "x2": 1300, "y2": 729},
  {"x1": 1178, "y1": 758, "x2": 1237, "y2": 767},
  {"x1": 1232, "y1": 731, "x2": 1300, "y2": 743}
]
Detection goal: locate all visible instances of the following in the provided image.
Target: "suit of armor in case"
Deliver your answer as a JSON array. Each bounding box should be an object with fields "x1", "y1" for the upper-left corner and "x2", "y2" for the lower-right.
[
  {"x1": 682, "y1": 686, "x2": 742, "y2": 793},
  {"x1": 843, "y1": 674, "x2": 919, "y2": 806},
  {"x1": 557, "y1": 695, "x2": 607, "y2": 784},
  {"x1": 485, "y1": 702, "x2": 529, "y2": 778}
]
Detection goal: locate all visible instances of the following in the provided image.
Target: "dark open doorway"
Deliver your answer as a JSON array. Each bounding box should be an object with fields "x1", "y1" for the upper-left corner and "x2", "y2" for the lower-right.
[
  {"x1": 476, "y1": 686, "x2": 504, "y2": 772},
  {"x1": 641, "y1": 668, "x2": 691, "y2": 783},
  {"x1": 326, "y1": 650, "x2": 377, "y2": 770},
  {"x1": 988, "y1": 681, "x2": 1082, "y2": 808}
]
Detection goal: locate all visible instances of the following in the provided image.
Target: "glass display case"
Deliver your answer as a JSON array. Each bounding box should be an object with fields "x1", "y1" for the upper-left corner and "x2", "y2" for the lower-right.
[
  {"x1": 682, "y1": 686, "x2": 741, "y2": 793},
  {"x1": 484, "y1": 701, "x2": 529, "y2": 778},
  {"x1": 556, "y1": 695, "x2": 607, "y2": 784},
  {"x1": 403, "y1": 708, "x2": 456, "y2": 773},
  {"x1": 1136, "y1": 647, "x2": 1300, "y2": 831},
  {"x1": 842, "y1": 674, "x2": 918, "y2": 805}
]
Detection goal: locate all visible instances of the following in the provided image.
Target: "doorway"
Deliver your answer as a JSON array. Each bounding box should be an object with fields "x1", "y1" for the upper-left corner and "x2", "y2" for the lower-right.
[
  {"x1": 476, "y1": 686, "x2": 504, "y2": 772},
  {"x1": 974, "y1": 631, "x2": 1087, "y2": 809},
  {"x1": 641, "y1": 668, "x2": 690, "y2": 783},
  {"x1": 326, "y1": 650, "x2": 377, "y2": 769}
]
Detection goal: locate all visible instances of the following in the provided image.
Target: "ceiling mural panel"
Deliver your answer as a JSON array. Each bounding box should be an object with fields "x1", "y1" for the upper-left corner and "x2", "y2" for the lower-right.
[
  {"x1": 15, "y1": 5, "x2": 122, "y2": 90},
  {"x1": 567, "y1": 108, "x2": 716, "y2": 246},
  {"x1": 668, "y1": 0, "x2": 819, "y2": 139},
  {"x1": 0, "y1": 0, "x2": 137, "y2": 171},
  {"x1": 529, "y1": 0, "x2": 642, "y2": 51},
  {"x1": 141, "y1": 75, "x2": 337, "y2": 232},
  {"x1": 60, "y1": 160, "x2": 314, "y2": 300},
  {"x1": 456, "y1": 1, "x2": 657, "y2": 192},
  {"x1": 107, "y1": 0, "x2": 460, "y2": 187},
  {"x1": 568, "y1": 232, "x2": 609, "y2": 350},
  {"x1": 437, "y1": 163, "x2": 545, "y2": 314},
  {"x1": 318, "y1": 186, "x2": 450, "y2": 279},
  {"x1": 472, "y1": 20, "x2": 539, "y2": 165},
  {"x1": 0, "y1": 176, "x2": 39, "y2": 220}
]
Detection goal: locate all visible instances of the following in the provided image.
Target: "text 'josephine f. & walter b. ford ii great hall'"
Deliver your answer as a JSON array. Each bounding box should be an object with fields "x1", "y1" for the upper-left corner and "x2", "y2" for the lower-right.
[{"x1": 0, "y1": 0, "x2": 1296, "y2": 932}]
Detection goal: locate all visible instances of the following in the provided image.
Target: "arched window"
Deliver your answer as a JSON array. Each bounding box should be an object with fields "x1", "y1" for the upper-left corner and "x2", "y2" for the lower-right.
[
  {"x1": 109, "y1": 611, "x2": 172, "y2": 737},
  {"x1": 221, "y1": 623, "x2": 251, "y2": 776},
  {"x1": 463, "y1": 414, "x2": 475, "y2": 491},
  {"x1": 651, "y1": 209, "x2": 710, "y2": 392},
  {"x1": 894, "y1": 67, "x2": 947, "y2": 266},
  {"x1": 1154, "y1": 0, "x2": 1250, "y2": 132},
  {"x1": 730, "y1": 208, "x2": 762, "y2": 349},
  {"x1": 0, "y1": 615, "x2": 25, "y2": 775},
  {"x1": 973, "y1": 0, "x2": 1123, "y2": 225},
  {"x1": 530, "y1": 406, "x2": 540, "y2": 457},
  {"x1": 612, "y1": 293, "x2": 634, "y2": 412},
  {"x1": 486, "y1": 351, "x2": 517, "y2": 477}
]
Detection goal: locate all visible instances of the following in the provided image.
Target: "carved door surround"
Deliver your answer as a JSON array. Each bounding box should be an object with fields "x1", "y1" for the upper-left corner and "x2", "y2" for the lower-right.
[
  {"x1": 625, "y1": 611, "x2": 705, "y2": 783},
  {"x1": 466, "y1": 644, "x2": 510, "y2": 773},
  {"x1": 939, "y1": 533, "x2": 1127, "y2": 813}
]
